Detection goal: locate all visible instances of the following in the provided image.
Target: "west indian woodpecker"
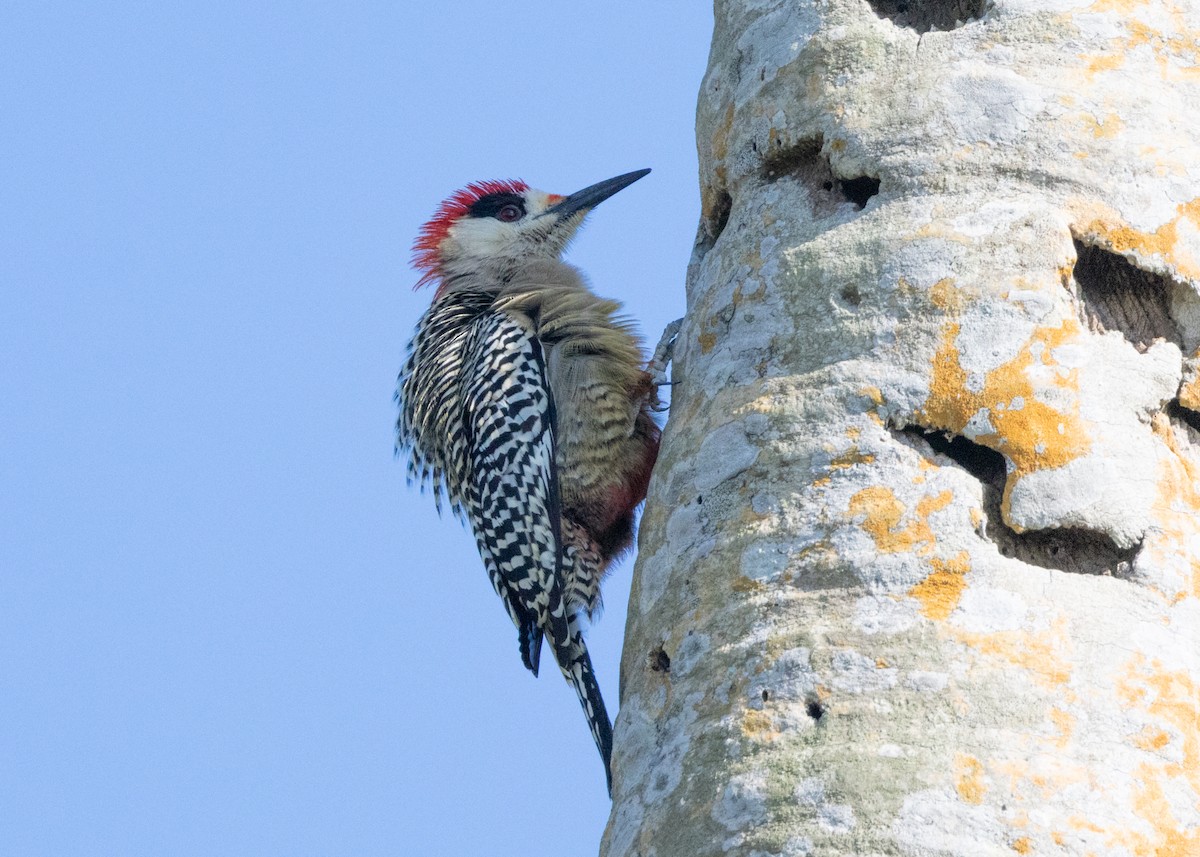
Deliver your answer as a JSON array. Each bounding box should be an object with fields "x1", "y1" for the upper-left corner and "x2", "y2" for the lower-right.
[{"x1": 396, "y1": 169, "x2": 664, "y2": 793}]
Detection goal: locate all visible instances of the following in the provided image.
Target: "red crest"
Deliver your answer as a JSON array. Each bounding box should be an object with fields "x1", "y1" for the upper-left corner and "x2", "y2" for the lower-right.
[{"x1": 411, "y1": 179, "x2": 529, "y2": 289}]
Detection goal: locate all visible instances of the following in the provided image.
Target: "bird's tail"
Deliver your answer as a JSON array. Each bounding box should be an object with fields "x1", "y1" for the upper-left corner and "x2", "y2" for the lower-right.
[
  {"x1": 556, "y1": 624, "x2": 613, "y2": 795},
  {"x1": 519, "y1": 620, "x2": 544, "y2": 677}
]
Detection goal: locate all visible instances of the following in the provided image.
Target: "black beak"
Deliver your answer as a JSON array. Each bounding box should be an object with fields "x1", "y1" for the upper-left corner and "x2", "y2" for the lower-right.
[{"x1": 543, "y1": 168, "x2": 651, "y2": 220}]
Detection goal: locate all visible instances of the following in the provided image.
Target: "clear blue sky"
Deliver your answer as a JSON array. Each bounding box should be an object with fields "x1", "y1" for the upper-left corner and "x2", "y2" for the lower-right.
[{"x1": 1, "y1": 4, "x2": 711, "y2": 855}]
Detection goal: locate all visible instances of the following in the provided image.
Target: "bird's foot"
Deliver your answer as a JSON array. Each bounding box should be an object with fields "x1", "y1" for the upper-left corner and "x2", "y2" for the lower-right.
[{"x1": 647, "y1": 318, "x2": 682, "y2": 389}]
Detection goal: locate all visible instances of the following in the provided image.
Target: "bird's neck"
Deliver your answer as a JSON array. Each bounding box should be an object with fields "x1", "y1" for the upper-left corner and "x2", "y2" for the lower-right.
[{"x1": 434, "y1": 255, "x2": 577, "y2": 299}]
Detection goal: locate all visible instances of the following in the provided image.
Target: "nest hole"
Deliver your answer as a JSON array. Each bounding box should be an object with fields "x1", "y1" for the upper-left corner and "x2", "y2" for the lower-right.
[
  {"x1": 760, "y1": 137, "x2": 880, "y2": 213},
  {"x1": 648, "y1": 644, "x2": 671, "y2": 673},
  {"x1": 868, "y1": 0, "x2": 991, "y2": 33},
  {"x1": 1072, "y1": 239, "x2": 1182, "y2": 352},
  {"x1": 896, "y1": 426, "x2": 1141, "y2": 577}
]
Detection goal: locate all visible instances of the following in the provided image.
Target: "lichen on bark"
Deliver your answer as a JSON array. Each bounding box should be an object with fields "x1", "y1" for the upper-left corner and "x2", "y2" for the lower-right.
[{"x1": 603, "y1": 2, "x2": 1200, "y2": 855}]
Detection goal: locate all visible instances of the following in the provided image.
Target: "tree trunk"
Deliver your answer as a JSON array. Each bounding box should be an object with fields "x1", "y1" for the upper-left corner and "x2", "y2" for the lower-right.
[{"x1": 603, "y1": 2, "x2": 1200, "y2": 855}]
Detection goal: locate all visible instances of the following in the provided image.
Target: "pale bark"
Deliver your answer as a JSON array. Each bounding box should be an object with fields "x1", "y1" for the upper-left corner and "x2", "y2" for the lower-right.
[{"x1": 603, "y1": 2, "x2": 1200, "y2": 855}]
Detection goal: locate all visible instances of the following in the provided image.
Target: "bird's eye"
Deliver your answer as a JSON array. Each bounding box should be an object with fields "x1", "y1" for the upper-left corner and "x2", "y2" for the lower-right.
[{"x1": 496, "y1": 204, "x2": 523, "y2": 222}]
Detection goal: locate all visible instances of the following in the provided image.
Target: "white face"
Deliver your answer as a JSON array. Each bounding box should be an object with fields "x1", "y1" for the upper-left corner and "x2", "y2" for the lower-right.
[{"x1": 442, "y1": 188, "x2": 586, "y2": 268}]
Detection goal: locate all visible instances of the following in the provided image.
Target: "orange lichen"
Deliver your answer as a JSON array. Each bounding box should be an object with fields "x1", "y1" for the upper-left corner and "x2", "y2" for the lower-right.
[
  {"x1": 859, "y1": 385, "x2": 884, "y2": 406},
  {"x1": 1132, "y1": 770, "x2": 1200, "y2": 857},
  {"x1": 1046, "y1": 655, "x2": 1200, "y2": 854},
  {"x1": 1119, "y1": 657, "x2": 1199, "y2": 793},
  {"x1": 1011, "y1": 837, "x2": 1032, "y2": 854},
  {"x1": 909, "y1": 550, "x2": 970, "y2": 620},
  {"x1": 1080, "y1": 112, "x2": 1124, "y2": 138},
  {"x1": 929, "y1": 277, "x2": 965, "y2": 312},
  {"x1": 1133, "y1": 727, "x2": 1171, "y2": 752},
  {"x1": 829, "y1": 449, "x2": 875, "y2": 470},
  {"x1": 741, "y1": 708, "x2": 777, "y2": 741},
  {"x1": 850, "y1": 486, "x2": 910, "y2": 552},
  {"x1": 953, "y1": 619, "x2": 1074, "y2": 689},
  {"x1": 698, "y1": 331, "x2": 717, "y2": 353},
  {"x1": 1080, "y1": 197, "x2": 1200, "y2": 282},
  {"x1": 849, "y1": 486, "x2": 952, "y2": 557},
  {"x1": 1146, "y1": 414, "x2": 1200, "y2": 598},
  {"x1": 917, "y1": 490, "x2": 953, "y2": 518},
  {"x1": 919, "y1": 318, "x2": 1091, "y2": 497},
  {"x1": 1126, "y1": 661, "x2": 1200, "y2": 854},
  {"x1": 1178, "y1": 372, "x2": 1200, "y2": 412},
  {"x1": 1067, "y1": 814, "x2": 1108, "y2": 836},
  {"x1": 955, "y1": 754, "x2": 987, "y2": 805},
  {"x1": 1080, "y1": 10, "x2": 1200, "y2": 83},
  {"x1": 1084, "y1": 52, "x2": 1126, "y2": 75},
  {"x1": 1049, "y1": 708, "x2": 1075, "y2": 749}
]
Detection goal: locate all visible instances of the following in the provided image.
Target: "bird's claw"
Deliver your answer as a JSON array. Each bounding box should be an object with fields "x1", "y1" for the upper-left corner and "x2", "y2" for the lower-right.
[
  {"x1": 646, "y1": 318, "x2": 682, "y2": 412},
  {"x1": 647, "y1": 318, "x2": 682, "y2": 388}
]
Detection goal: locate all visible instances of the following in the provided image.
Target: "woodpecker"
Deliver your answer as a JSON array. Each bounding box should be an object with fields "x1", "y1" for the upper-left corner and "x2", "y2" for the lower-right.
[{"x1": 396, "y1": 169, "x2": 660, "y2": 792}]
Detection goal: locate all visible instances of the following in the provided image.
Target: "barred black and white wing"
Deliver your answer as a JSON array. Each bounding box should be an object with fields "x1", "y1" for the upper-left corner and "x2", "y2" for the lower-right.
[
  {"x1": 460, "y1": 311, "x2": 571, "y2": 675},
  {"x1": 460, "y1": 311, "x2": 613, "y2": 791}
]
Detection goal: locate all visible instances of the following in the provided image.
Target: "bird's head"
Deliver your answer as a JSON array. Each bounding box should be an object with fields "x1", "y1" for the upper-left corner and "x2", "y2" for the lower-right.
[{"x1": 412, "y1": 168, "x2": 650, "y2": 292}]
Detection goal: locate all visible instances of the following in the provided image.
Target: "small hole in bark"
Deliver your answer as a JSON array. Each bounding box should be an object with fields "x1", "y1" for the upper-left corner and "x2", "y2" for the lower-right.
[
  {"x1": 868, "y1": 0, "x2": 991, "y2": 32},
  {"x1": 648, "y1": 645, "x2": 671, "y2": 673},
  {"x1": 696, "y1": 495, "x2": 703, "y2": 505},
  {"x1": 893, "y1": 425, "x2": 1142, "y2": 577},
  {"x1": 762, "y1": 689, "x2": 770, "y2": 702},
  {"x1": 839, "y1": 176, "x2": 880, "y2": 209},
  {"x1": 805, "y1": 698, "x2": 825, "y2": 721},
  {"x1": 1071, "y1": 239, "x2": 1182, "y2": 352},
  {"x1": 759, "y1": 136, "x2": 880, "y2": 219},
  {"x1": 840, "y1": 285, "x2": 863, "y2": 306}
]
